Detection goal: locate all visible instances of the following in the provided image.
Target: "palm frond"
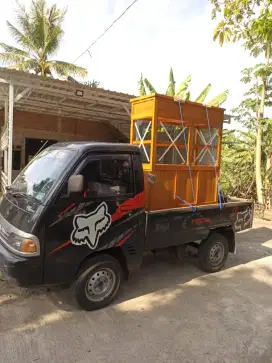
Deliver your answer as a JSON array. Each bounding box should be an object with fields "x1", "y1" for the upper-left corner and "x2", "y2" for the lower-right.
[
  {"x1": 48, "y1": 60, "x2": 87, "y2": 78},
  {"x1": 1, "y1": 0, "x2": 79, "y2": 78},
  {"x1": 144, "y1": 78, "x2": 157, "y2": 94},
  {"x1": 195, "y1": 83, "x2": 212, "y2": 103},
  {"x1": 0, "y1": 52, "x2": 27, "y2": 66},
  {"x1": 42, "y1": 26, "x2": 63, "y2": 57},
  {"x1": 207, "y1": 90, "x2": 229, "y2": 107},
  {"x1": 166, "y1": 67, "x2": 175, "y2": 96},
  {"x1": 47, "y1": 3, "x2": 66, "y2": 26},
  {"x1": 8, "y1": 58, "x2": 39, "y2": 73},
  {"x1": 14, "y1": 0, "x2": 33, "y2": 36},
  {"x1": 0, "y1": 43, "x2": 30, "y2": 57},
  {"x1": 6, "y1": 21, "x2": 37, "y2": 51},
  {"x1": 138, "y1": 73, "x2": 146, "y2": 96}
]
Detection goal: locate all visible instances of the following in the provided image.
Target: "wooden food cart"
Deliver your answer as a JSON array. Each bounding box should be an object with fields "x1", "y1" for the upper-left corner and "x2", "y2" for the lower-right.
[{"x1": 130, "y1": 94, "x2": 225, "y2": 212}]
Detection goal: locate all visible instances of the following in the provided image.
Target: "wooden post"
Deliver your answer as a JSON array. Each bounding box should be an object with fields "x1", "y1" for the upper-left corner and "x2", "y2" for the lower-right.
[{"x1": 7, "y1": 83, "x2": 14, "y2": 185}]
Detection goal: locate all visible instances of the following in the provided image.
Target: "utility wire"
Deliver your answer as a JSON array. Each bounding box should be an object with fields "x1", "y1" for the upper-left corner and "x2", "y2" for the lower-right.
[{"x1": 73, "y1": 0, "x2": 140, "y2": 63}]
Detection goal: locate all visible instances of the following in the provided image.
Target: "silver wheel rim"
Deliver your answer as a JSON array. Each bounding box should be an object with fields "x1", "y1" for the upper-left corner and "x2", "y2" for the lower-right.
[
  {"x1": 85, "y1": 268, "x2": 116, "y2": 302},
  {"x1": 209, "y1": 242, "x2": 225, "y2": 266}
]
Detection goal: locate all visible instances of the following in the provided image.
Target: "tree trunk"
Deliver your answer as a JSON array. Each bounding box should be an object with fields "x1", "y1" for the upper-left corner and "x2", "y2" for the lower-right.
[
  {"x1": 266, "y1": 154, "x2": 271, "y2": 181},
  {"x1": 255, "y1": 117, "x2": 263, "y2": 203},
  {"x1": 256, "y1": 41, "x2": 271, "y2": 204}
]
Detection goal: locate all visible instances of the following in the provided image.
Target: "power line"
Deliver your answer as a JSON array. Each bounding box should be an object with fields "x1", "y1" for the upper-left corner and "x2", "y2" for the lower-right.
[{"x1": 73, "y1": 0, "x2": 140, "y2": 63}]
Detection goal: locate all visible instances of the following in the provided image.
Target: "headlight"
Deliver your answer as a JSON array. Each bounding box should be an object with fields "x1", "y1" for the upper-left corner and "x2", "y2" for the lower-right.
[{"x1": 8, "y1": 233, "x2": 40, "y2": 256}]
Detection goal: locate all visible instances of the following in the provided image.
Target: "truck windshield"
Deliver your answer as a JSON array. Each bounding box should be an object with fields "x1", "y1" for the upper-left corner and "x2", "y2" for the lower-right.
[{"x1": 11, "y1": 149, "x2": 75, "y2": 203}]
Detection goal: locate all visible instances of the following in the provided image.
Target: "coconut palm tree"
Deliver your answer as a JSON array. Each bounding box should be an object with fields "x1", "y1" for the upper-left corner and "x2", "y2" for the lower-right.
[
  {"x1": 138, "y1": 67, "x2": 229, "y2": 107},
  {"x1": 0, "y1": 0, "x2": 87, "y2": 79}
]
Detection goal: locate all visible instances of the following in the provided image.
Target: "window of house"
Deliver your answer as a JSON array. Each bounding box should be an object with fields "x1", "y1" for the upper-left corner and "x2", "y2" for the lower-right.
[{"x1": 80, "y1": 155, "x2": 133, "y2": 197}]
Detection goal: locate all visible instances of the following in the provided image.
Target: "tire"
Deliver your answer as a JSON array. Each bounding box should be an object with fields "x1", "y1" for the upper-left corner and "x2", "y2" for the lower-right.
[
  {"x1": 198, "y1": 233, "x2": 229, "y2": 273},
  {"x1": 74, "y1": 254, "x2": 123, "y2": 311}
]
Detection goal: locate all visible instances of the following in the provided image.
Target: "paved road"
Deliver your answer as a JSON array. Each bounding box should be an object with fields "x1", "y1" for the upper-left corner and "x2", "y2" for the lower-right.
[{"x1": 0, "y1": 219, "x2": 272, "y2": 363}]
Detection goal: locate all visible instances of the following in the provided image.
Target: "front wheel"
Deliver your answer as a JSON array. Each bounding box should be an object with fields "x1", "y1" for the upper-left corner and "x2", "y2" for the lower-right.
[
  {"x1": 198, "y1": 233, "x2": 229, "y2": 273},
  {"x1": 74, "y1": 254, "x2": 123, "y2": 311}
]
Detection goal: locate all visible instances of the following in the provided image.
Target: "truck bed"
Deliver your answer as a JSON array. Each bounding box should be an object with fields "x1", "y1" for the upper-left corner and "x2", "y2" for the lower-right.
[{"x1": 145, "y1": 201, "x2": 253, "y2": 251}]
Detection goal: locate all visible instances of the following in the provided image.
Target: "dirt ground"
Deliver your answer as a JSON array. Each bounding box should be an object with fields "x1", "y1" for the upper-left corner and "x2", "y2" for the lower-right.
[{"x1": 0, "y1": 218, "x2": 271, "y2": 363}]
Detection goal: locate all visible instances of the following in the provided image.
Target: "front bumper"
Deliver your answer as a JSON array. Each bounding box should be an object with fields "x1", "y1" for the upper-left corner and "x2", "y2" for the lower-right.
[{"x1": 0, "y1": 241, "x2": 42, "y2": 286}]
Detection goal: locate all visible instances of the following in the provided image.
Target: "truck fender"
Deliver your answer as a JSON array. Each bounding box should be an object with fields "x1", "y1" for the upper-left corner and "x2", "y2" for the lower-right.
[
  {"x1": 75, "y1": 247, "x2": 129, "y2": 281},
  {"x1": 193, "y1": 227, "x2": 236, "y2": 254},
  {"x1": 209, "y1": 227, "x2": 236, "y2": 254}
]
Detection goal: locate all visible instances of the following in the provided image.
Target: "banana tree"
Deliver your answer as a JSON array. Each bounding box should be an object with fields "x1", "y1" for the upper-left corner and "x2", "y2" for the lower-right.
[{"x1": 138, "y1": 67, "x2": 229, "y2": 107}]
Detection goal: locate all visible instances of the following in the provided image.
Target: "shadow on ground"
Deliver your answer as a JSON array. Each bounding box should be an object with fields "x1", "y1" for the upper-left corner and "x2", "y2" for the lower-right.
[
  {"x1": 1, "y1": 224, "x2": 271, "y2": 312},
  {"x1": 42, "y1": 225, "x2": 272, "y2": 311},
  {"x1": 0, "y1": 222, "x2": 271, "y2": 363}
]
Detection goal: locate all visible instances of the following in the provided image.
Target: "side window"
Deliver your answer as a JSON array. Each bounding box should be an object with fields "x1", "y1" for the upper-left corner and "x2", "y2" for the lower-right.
[{"x1": 81, "y1": 155, "x2": 133, "y2": 197}]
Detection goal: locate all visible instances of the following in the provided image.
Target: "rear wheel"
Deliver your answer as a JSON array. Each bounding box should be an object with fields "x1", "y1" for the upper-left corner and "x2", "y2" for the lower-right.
[
  {"x1": 198, "y1": 233, "x2": 229, "y2": 273},
  {"x1": 74, "y1": 254, "x2": 123, "y2": 311}
]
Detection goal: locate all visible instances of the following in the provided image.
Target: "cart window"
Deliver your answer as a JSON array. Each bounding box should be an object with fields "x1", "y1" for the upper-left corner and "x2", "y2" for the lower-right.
[
  {"x1": 81, "y1": 155, "x2": 133, "y2": 197},
  {"x1": 134, "y1": 120, "x2": 152, "y2": 141},
  {"x1": 157, "y1": 124, "x2": 188, "y2": 143},
  {"x1": 132, "y1": 119, "x2": 151, "y2": 164},
  {"x1": 156, "y1": 121, "x2": 188, "y2": 164},
  {"x1": 193, "y1": 128, "x2": 219, "y2": 166}
]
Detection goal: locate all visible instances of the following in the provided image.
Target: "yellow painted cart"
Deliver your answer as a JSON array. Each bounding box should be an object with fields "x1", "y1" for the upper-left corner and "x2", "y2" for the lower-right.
[{"x1": 130, "y1": 94, "x2": 224, "y2": 211}]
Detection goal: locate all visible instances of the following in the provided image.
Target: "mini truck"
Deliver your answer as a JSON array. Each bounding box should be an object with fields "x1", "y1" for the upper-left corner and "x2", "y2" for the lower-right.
[
  {"x1": 0, "y1": 142, "x2": 253, "y2": 310},
  {"x1": 0, "y1": 94, "x2": 253, "y2": 310}
]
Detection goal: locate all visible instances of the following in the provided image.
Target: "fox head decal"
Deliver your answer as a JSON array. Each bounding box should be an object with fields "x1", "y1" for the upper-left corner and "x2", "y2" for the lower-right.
[{"x1": 71, "y1": 202, "x2": 111, "y2": 250}]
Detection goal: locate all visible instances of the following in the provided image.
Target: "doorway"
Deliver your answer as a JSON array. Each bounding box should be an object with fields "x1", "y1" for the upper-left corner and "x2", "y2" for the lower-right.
[{"x1": 25, "y1": 138, "x2": 57, "y2": 165}]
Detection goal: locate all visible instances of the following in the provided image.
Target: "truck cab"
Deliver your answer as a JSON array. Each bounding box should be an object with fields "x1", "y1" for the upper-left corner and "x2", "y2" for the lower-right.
[{"x1": 0, "y1": 141, "x2": 253, "y2": 310}]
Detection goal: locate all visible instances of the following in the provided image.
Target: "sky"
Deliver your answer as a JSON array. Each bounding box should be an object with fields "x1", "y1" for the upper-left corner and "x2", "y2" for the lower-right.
[{"x1": 0, "y1": 0, "x2": 260, "y2": 119}]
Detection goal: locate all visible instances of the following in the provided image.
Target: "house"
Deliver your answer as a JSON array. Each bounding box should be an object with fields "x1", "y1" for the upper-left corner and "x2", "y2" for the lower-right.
[{"x1": 0, "y1": 68, "x2": 134, "y2": 189}]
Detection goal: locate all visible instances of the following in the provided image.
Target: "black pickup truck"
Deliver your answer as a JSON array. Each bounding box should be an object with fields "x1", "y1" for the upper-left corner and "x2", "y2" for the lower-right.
[{"x1": 0, "y1": 142, "x2": 253, "y2": 310}]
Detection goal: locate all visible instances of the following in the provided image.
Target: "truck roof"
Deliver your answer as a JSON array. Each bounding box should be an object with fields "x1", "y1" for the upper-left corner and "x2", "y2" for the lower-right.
[{"x1": 47, "y1": 141, "x2": 140, "y2": 155}]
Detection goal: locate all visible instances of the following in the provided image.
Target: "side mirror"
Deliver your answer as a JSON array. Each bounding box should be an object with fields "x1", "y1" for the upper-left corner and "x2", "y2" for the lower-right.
[{"x1": 68, "y1": 174, "x2": 84, "y2": 195}]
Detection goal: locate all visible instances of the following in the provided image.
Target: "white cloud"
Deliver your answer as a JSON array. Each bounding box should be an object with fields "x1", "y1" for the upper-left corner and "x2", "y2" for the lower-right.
[{"x1": 0, "y1": 0, "x2": 260, "y2": 119}]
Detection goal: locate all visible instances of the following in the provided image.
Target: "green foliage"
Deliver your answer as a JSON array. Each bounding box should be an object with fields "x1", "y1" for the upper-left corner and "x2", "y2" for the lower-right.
[
  {"x1": 208, "y1": 90, "x2": 229, "y2": 107},
  {"x1": 0, "y1": 0, "x2": 87, "y2": 78},
  {"x1": 195, "y1": 83, "x2": 212, "y2": 103},
  {"x1": 210, "y1": 1, "x2": 272, "y2": 59},
  {"x1": 210, "y1": 0, "x2": 272, "y2": 203},
  {"x1": 213, "y1": 21, "x2": 233, "y2": 46},
  {"x1": 175, "y1": 75, "x2": 191, "y2": 99},
  {"x1": 85, "y1": 79, "x2": 101, "y2": 88},
  {"x1": 221, "y1": 129, "x2": 256, "y2": 199},
  {"x1": 138, "y1": 73, "x2": 146, "y2": 96},
  {"x1": 232, "y1": 64, "x2": 272, "y2": 129},
  {"x1": 143, "y1": 78, "x2": 157, "y2": 94},
  {"x1": 221, "y1": 126, "x2": 272, "y2": 199},
  {"x1": 166, "y1": 67, "x2": 175, "y2": 96},
  {"x1": 67, "y1": 76, "x2": 101, "y2": 88},
  {"x1": 224, "y1": 64, "x2": 272, "y2": 200},
  {"x1": 138, "y1": 69, "x2": 228, "y2": 107}
]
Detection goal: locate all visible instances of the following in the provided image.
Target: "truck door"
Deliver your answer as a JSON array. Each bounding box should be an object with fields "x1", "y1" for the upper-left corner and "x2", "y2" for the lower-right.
[{"x1": 43, "y1": 153, "x2": 145, "y2": 285}]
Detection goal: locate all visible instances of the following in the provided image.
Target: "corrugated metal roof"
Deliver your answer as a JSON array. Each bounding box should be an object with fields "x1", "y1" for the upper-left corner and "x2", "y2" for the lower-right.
[{"x1": 0, "y1": 67, "x2": 136, "y2": 137}]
